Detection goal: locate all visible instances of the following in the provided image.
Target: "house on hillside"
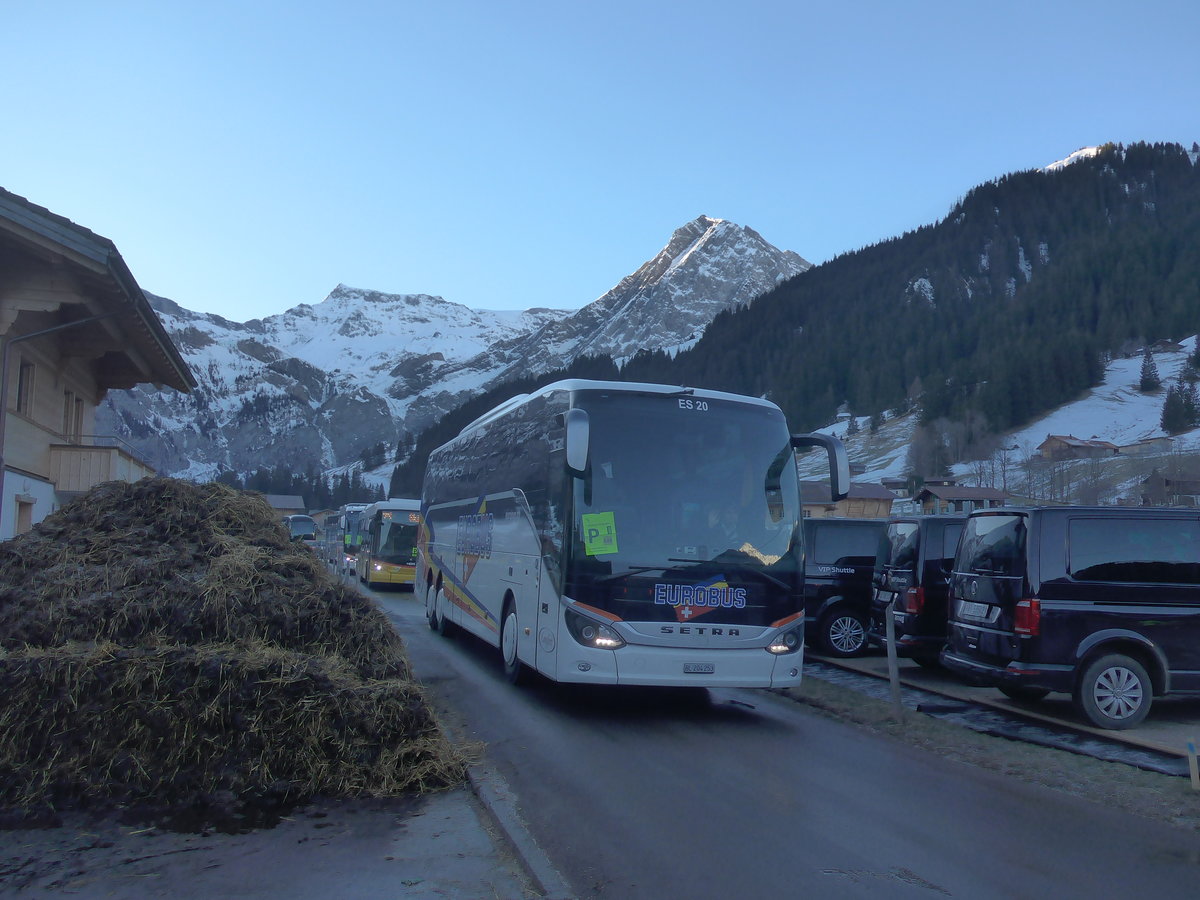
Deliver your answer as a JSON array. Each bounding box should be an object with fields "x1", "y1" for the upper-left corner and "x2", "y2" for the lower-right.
[
  {"x1": 1120, "y1": 436, "x2": 1173, "y2": 456},
  {"x1": 1140, "y1": 470, "x2": 1200, "y2": 507},
  {"x1": 915, "y1": 481, "x2": 1007, "y2": 514},
  {"x1": 263, "y1": 494, "x2": 308, "y2": 517},
  {"x1": 1150, "y1": 339, "x2": 1186, "y2": 354},
  {"x1": 1036, "y1": 434, "x2": 1120, "y2": 461},
  {"x1": 1, "y1": 187, "x2": 195, "y2": 540},
  {"x1": 801, "y1": 481, "x2": 896, "y2": 519}
]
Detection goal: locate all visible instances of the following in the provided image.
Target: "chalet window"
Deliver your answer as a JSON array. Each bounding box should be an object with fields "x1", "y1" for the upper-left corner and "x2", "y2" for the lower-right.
[
  {"x1": 63, "y1": 391, "x2": 75, "y2": 438},
  {"x1": 61, "y1": 391, "x2": 84, "y2": 441},
  {"x1": 16, "y1": 360, "x2": 34, "y2": 415}
]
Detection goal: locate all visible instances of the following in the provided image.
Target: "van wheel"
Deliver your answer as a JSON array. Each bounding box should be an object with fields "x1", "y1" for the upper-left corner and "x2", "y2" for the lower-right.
[
  {"x1": 501, "y1": 604, "x2": 529, "y2": 685},
  {"x1": 1074, "y1": 653, "x2": 1151, "y2": 730},
  {"x1": 820, "y1": 608, "x2": 868, "y2": 658},
  {"x1": 999, "y1": 684, "x2": 1050, "y2": 702}
]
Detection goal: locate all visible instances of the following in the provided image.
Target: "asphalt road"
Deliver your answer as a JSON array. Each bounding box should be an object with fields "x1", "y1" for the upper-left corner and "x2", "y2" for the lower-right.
[{"x1": 376, "y1": 589, "x2": 1200, "y2": 900}]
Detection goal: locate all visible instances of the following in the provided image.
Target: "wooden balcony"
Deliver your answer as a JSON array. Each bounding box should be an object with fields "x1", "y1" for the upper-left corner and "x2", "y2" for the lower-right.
[{"x1": 49, "y1": 435, "x2": 156, "y2": 495}]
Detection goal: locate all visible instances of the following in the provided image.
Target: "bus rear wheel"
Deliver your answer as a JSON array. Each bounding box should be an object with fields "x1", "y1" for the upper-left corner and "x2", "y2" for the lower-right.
[
  {"x1": 425, "y1": 585, "x2": 439, "y2": 631},
  {"x1": 501, "y1": 604, "x2": 528, "y2": 685},
  {"x1": 433, "y1": 588, "x2": 455, "y2": 637}
]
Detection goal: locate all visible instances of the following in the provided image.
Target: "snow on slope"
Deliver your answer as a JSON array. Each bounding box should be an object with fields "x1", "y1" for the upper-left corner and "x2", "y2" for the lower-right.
[{"x1": 799, "y1": 338, "x2": 1200, "y2": 485}]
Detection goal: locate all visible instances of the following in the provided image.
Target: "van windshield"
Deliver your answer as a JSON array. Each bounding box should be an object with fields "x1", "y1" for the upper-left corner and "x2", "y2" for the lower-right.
[{"x1": 959, "y1": 514, "x2": 1026, "y2": 577}]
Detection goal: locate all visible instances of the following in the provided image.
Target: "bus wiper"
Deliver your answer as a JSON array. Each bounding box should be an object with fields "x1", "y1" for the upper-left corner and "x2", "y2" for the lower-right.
[
  {"x1": 667, "y1": 558, "x2": 790, "y2": 591},
  {"x1": 735, "y1": 568, "x2": 789, "y2": 590},
  {"x1": 597, "y1": 565, "x2": 665, "y2": 583}
]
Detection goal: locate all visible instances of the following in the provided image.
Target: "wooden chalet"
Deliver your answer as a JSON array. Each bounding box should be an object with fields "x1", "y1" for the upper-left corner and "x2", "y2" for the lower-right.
[
  {"x1": 915, "y1": 482, "x2": 1007, "y2": 514},
  {"x1": 1036, "y1": 434, "x2": 1120, "y2": 461},
  {"x1": 801, "y1": 481, "x2": 897, "y2": 519},
  {"x1": 1, "y1": 187, "x2": 194, "y2": 539}
]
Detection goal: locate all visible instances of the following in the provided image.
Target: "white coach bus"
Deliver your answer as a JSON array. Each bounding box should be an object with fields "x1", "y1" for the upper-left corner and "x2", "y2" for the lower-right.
[{"x1": 419, "y1": 379, "x2": 848, "y2": 688}]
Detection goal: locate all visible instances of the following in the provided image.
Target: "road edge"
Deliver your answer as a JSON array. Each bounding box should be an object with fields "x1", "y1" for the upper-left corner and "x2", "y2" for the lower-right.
[{"x1": 465, "y1": 762, "x2": 576, "y2": 900}]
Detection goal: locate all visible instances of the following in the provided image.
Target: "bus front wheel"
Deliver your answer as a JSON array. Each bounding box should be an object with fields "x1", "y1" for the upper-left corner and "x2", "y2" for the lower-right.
[{"x1": 501, "y1": 604, "x2": 529, "y2": 685}]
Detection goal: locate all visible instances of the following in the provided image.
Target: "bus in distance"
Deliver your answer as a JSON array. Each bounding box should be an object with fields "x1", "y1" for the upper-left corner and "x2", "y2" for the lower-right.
[
  {"x1": 356, "y1": 498, "x2": 421, "y2": 589},
  {"x1": 283, "y1": 514, "x2": 319, "y2": 554},
  {"x1": 419, "y1": 379, "x2": 848, "y2": 688},
  {"x1": 336, "y1": 502, "x2": 370, "y2": 575}
]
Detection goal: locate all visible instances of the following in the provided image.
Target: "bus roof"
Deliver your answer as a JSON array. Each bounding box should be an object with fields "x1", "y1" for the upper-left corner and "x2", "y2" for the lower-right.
[
  {"x1": 457, "y1": 378, "x2": 782, "y2": 438},
  {"x1": 361, "y1": 498, "x2": 421, "y2": 517}
]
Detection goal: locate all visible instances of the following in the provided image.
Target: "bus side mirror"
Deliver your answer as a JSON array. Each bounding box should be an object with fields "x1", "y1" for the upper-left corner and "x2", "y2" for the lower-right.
[
  {"x1": 565, "y1": 408, "x2": 590, "y2": 476},
  {"x1": 791, "y1": 433, "x2": 850, "y2": 502}
]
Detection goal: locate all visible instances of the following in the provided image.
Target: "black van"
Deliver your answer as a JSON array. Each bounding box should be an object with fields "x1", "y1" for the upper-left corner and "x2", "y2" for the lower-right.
[
  {"x1": 869, "y1": 515, "x2": 966, "y2": 666},
  {"x1": 801, "y1": 518, "x2": 886, "y2": 657},
  {"x1": 941, "y1": 506, "x2": 1200, "y2": 729}
]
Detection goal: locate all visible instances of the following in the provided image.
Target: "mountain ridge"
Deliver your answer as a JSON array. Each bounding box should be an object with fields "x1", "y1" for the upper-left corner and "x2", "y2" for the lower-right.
[{"x1": 99, "y1": 216, "x2": 808, "y2": 480}]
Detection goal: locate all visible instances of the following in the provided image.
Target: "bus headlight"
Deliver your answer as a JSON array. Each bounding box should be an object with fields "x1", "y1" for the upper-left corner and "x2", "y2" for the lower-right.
[
  {"x1": 767, "y1": 628, "x2": 803, "y2": 655},
  {"x1": 565, "y1": 608, "x2": 626, "y2": 650}
]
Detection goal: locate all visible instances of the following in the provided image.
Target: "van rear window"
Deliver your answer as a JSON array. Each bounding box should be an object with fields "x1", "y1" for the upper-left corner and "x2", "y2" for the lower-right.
[
  {"x1": 959, "y1": 514, "x2": 1025, "y2": 576},
  {"x1": 813, "y1": 524, "x2": 883, "y2": 566},
  {"x1": 939, "y1": 524, "x2": 964, "y2": 570},
  {"x1": 1069, "y1": 518, "x2": 1200, "y2": 584},
  {"x1": 883, "y1": 522, "x2": 919, "y2": 570}
]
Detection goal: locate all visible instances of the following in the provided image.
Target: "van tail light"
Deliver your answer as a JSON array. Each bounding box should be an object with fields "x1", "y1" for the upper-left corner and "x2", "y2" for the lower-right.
[
  {"x1": 904, "y1": 586, "x2": 925, "y2": 614},
  {"x1": 1014, "y1": 598, "x2": 1041, "y2": 636}
]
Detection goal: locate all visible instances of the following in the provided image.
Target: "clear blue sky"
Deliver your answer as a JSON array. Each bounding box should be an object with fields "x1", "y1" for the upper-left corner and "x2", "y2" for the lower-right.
[{"x1": 6, "y1": 0, "x2": 1197, "y2": 320}]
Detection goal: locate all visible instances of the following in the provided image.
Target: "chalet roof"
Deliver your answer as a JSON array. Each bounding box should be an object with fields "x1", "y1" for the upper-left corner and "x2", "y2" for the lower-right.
[
  {"x1": 264, "y1": 494, "x2": 307, "y2": 510},
  {"x1": 917, "y1": 484, "x2": 1008, "y2": 501},
  {"x1": 1125, "y1": 436, "x2": 1173, "y2": 446},
  {"x1": 1038, "y1": 434, "x2": 1119, "y2": 451},
  {"x1": 0, "y1": 186, "x2": 195, "y2": 392},
  {"x1": 801, "y1": 481, "x2": 897, "y2": 504}
]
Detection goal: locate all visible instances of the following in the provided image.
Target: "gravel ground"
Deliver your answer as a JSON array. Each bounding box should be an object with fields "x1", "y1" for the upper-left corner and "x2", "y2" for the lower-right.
[{"x1": 782, "y1": 677, "x2": 1200, "y2": 834}]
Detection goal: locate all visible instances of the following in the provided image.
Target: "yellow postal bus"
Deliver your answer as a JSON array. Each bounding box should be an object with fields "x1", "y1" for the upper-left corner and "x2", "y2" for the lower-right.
[{"x1": 355, "y1": 499, "x2": 421, "y2": 589}]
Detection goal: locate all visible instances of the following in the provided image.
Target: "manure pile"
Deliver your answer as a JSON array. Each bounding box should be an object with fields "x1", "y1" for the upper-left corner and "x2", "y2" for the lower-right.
[{"x1": 0, "y1": 478, "x2": 464, "y2": 828}]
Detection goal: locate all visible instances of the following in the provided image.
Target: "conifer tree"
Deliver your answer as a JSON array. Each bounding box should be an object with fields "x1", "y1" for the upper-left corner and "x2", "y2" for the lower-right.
[
  {"x1": 1140, "y1": 348, "x2": 1162, "y2": 392},
  {"x1": 1160, "y1": 385, "x2": 1188, "y2": 433}
]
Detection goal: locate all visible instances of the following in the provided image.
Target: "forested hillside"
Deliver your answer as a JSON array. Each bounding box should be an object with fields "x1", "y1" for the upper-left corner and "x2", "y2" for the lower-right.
[
  {"x1": 626, "y1": 142, "x2": 1199, "y2": 433},
  {"x1": 390, "y1": 142, "x2": 1200, "y2": 494}
]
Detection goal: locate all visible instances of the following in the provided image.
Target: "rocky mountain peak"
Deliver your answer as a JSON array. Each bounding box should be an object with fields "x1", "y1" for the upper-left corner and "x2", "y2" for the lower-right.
[{"x1": 99, "y1": 218, "x2": 809, "y2": 482}]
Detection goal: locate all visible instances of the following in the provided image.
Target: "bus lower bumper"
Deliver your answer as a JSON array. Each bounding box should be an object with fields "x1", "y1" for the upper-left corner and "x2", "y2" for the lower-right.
[
  {"x1": 365, "y1": 565, "x2": 416, "y2": 587},
  {"x1": 554, "y1": 644, "x2": 805, "y2": 689}
]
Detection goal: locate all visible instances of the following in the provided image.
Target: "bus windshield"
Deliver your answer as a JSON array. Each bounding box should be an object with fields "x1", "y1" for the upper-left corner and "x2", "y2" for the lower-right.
[
  {"x1": 568, "y1": 392, "x2": 801, "y2": 622},
  {"x1": 344, "y1": 509, "x2": 366, "y2": 556},
  {"x1": 376, "y1": 512, "x2": 419, "y2": 565},
  {"x1": 287, "y1": 516, "x2": 317, "y2": 540}
]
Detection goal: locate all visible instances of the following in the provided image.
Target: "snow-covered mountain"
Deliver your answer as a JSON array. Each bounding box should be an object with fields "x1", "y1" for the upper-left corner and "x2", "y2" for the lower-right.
[{"x1": 100, "y1": 216, "x2": 809, "y2": 480}]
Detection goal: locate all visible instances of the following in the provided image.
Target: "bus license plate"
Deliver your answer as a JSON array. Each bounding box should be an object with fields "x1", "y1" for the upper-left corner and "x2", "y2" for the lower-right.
[{"x1": 684, "y1": 662, "x2": 715, "y2": 674}]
